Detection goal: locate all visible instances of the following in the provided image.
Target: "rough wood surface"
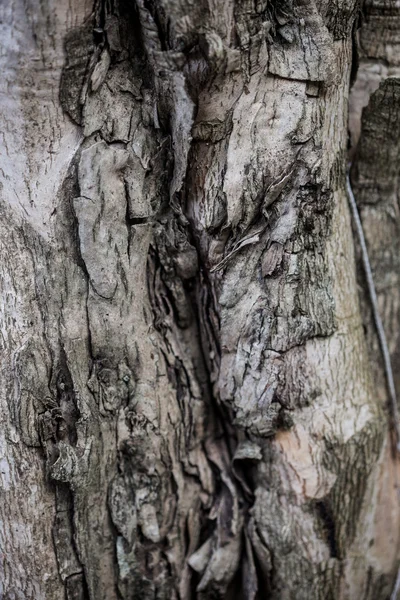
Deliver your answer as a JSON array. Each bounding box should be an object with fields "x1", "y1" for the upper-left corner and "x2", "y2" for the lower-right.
[{"x1": 1, "y1": 0, "x2": 400, "y2": 599}]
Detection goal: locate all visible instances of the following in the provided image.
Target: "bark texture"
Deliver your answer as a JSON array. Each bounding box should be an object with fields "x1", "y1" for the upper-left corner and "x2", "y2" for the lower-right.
[{"x1": 1, "y1": 0, "x2": 400, "y2": 599}]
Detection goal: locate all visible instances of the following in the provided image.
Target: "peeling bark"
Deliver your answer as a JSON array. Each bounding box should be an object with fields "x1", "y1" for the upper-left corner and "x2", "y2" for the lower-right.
[{"x1": 1, "y1": 1, "x2": 400, "y2": 599}]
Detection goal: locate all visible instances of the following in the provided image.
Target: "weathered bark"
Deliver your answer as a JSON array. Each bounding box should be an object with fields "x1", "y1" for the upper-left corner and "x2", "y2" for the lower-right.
[{"x1": 1, "y1": 1, "x2": 400, "y2": 599}]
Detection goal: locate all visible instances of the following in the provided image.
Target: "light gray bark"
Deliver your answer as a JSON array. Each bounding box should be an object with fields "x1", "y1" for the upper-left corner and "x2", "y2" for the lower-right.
[{"x1": 1, "y1": 1, "x2": 400, "y2": 599}]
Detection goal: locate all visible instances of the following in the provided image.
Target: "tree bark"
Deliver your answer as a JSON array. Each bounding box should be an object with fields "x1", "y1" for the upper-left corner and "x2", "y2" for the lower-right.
[{"x1": 1, "y1": 1, "x2": 400, "y2": 599}]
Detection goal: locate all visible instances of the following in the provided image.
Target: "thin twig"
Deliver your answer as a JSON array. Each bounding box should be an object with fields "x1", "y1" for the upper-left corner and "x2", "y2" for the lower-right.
[
  {"x1": 391, "y1": 566, "x2": 400, "y2": 600},
  {"x1": 346, "y1": 172, "x2": 400, "y2": 452}
]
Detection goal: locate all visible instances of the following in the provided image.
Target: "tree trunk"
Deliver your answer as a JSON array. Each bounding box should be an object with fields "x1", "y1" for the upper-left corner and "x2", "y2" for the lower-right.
[{"x1": 1, "y1": 1, "x2": 400, "y2": 599}]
